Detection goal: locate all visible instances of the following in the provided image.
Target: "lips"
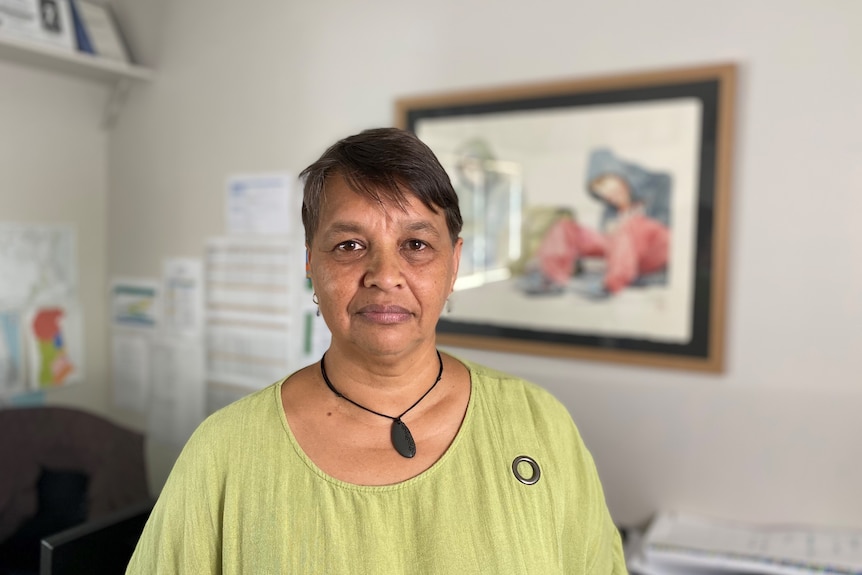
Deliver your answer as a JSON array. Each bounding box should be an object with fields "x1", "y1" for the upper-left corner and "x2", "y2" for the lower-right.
[{"x1": 356, "y1": 304, "x2": 412, "y2": 324}]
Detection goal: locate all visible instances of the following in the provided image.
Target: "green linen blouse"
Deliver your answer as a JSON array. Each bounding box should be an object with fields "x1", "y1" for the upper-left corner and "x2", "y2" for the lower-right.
[{"x1": 127, "y1": 359, "x2": 627, "y2": 574}]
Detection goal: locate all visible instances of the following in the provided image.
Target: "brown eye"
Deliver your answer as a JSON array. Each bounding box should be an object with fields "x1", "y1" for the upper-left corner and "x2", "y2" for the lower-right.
[
  {"x1": 336, "y1": 240, "x2": 362, "y2": 251},
  {"x1": 405, "y1": 240, "x2": 427, "y2": 251}
]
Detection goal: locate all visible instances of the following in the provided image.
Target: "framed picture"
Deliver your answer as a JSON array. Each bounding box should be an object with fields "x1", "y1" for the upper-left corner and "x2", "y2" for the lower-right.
[{"x1": 396, "y1": 63, "x2": 735, "y2": 372}]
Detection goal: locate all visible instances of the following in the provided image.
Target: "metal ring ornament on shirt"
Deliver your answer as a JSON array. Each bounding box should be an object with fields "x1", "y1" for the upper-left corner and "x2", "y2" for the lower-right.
[{"x1": 511, "y1": 455, "x2": 541, "y2": 485}]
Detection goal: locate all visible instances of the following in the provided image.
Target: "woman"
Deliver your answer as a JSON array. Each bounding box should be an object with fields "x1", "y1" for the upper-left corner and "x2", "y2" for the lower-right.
[{"x1": 127, "y1": 128, "x2": 627, "y2": 573}]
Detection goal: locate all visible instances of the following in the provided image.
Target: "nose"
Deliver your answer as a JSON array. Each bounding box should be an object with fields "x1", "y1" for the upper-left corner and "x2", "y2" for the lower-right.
[{"x1": 363, "y1": 247, "x2": 404, "y2": 290}]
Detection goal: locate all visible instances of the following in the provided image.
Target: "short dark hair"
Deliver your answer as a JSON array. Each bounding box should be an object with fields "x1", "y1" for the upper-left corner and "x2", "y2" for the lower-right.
[{"x1": 299, "y1": 127, "x2": 462, "y2": 246}]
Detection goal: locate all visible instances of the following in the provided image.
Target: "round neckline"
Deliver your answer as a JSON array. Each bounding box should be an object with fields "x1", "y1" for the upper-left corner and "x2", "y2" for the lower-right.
[{"x1": 274, "y1": 357, "x2": 476, "y2": 492}]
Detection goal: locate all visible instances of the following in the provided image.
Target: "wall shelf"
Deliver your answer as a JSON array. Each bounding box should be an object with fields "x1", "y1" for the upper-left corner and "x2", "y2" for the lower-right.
[
  {"x1": 0, "y1": 34, "x2": 152, "y2": 82},
  {"x1": 0, "y1": 34, "x2": 153, "y2": 127}
]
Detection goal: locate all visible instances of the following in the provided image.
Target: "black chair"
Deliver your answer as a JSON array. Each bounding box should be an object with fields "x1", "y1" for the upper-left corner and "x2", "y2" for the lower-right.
[
  {"x1": 0, "y1": 407, "x2": 149, "y2": 575},
  {"x1": 40, "y1": 499, "x2": 153, "y2": 575}
]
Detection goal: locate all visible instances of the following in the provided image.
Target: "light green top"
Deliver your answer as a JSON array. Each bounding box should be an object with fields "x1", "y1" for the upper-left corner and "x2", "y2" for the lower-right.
[{"x1": 127, "y1": 359, "x2": 627, "y2": 574}]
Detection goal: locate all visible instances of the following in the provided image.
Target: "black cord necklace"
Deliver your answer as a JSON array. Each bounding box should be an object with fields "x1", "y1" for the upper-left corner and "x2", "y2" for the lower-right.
[{"x1": 320, "y1": 350, "x2": 443, "y2": 459}]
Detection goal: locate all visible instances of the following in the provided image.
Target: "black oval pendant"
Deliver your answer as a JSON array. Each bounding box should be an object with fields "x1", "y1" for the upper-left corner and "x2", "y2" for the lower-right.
[{"x1": 391, "y1": 419, "x2": 416, "y2": 458}]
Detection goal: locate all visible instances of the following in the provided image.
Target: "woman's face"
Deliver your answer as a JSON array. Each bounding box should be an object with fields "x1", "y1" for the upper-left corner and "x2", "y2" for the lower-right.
[
  {"x1": 590, "y1": 174, "x2": 632, "y2": 210},
  {"x1": 307, "y1": 175, "x2": 462, "y2": 358}
]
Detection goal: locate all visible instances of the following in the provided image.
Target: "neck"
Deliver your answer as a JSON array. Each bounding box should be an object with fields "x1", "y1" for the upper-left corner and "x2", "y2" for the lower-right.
[
  {"x1": 319, "y1": 349, "x2": 445, "y2": 460},
  {"x1": 319, "y1": 345, "x2": 445, "y2": 411}
]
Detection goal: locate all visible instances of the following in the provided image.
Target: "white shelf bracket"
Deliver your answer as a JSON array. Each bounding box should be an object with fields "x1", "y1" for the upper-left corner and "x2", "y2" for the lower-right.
[{"x1": 103, "y1": 77, "x2": 133, "y2": 129}]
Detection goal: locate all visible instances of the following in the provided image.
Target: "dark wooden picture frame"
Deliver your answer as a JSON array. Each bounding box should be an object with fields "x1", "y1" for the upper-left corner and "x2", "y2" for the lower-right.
[{"x1": 396, "y1": 63, "x2": 735, "y2": 372}]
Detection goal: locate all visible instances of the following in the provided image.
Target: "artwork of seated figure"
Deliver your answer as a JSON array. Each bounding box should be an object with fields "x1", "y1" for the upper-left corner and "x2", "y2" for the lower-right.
[{"x1": 519, "y1": 148, "x2": 672, "y2": 298}]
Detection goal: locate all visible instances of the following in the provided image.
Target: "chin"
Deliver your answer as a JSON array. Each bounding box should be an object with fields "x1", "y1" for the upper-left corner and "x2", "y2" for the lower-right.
[{"x1": 348, "y1": 333, "x2": 426, "y2": 358}]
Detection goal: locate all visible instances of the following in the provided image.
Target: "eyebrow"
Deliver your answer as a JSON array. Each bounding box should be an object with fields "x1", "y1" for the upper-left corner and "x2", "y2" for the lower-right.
[
  {"x1": 322, "y1": 222, "x2": 364, "y2": 237},
  {"x1": 403, "y1": 221, "x2": 442, "y2": 238}
]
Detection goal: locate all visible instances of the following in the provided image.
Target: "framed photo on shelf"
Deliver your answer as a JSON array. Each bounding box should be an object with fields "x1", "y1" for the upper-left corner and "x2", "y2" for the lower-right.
[
  {"x1": 0, "y1": 0, "x2": 76, "y2": 53},
  {"x1": 396, "y1": 63, "x2": 735, "y2": 372}
]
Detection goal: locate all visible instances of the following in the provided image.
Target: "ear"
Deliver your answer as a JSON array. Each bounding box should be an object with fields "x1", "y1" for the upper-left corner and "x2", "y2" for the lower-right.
[
  {"x1": 450, "y1": 237, "x2": 463, "y2": 294},
  {"x1": 305, "y1": 244, "x2": 313, "y2": 281}
]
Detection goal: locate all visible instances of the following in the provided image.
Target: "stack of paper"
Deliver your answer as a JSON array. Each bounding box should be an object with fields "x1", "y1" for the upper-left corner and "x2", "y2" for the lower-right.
[{"x1": 628, "y1": 511, "x2": 862, "y2": 575}]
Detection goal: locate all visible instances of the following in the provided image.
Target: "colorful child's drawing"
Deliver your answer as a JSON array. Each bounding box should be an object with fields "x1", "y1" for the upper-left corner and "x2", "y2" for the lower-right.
[{"x1": 31, "y1": 307, "x2": 75, "y2": 387}]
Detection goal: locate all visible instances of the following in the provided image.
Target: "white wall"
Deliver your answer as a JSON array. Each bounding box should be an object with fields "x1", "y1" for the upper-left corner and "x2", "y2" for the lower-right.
[
  {"x1": 107, "y1": 0, "x2": 862, "y2": 528},
  {"x1": 0, "y1": 60, "x2": 111, "y2": 415}
]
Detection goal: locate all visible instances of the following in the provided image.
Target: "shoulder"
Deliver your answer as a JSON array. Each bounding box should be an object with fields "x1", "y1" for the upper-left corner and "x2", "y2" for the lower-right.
[
  {"x1": 454, "y1": 356, "x2": 589, "y2": 463},
  {"x1": 460, "y1": 357, "x2": 574, "y2": 424},
  {"x1": 155, "y1": 382, "x2": 284, "y2": 499},
  {"x1": 180, "y1": 382, "x2": 283, "y2": 460},
  {"x1": 454, "y1": 357, "x2": 610, "y2": 527}
]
